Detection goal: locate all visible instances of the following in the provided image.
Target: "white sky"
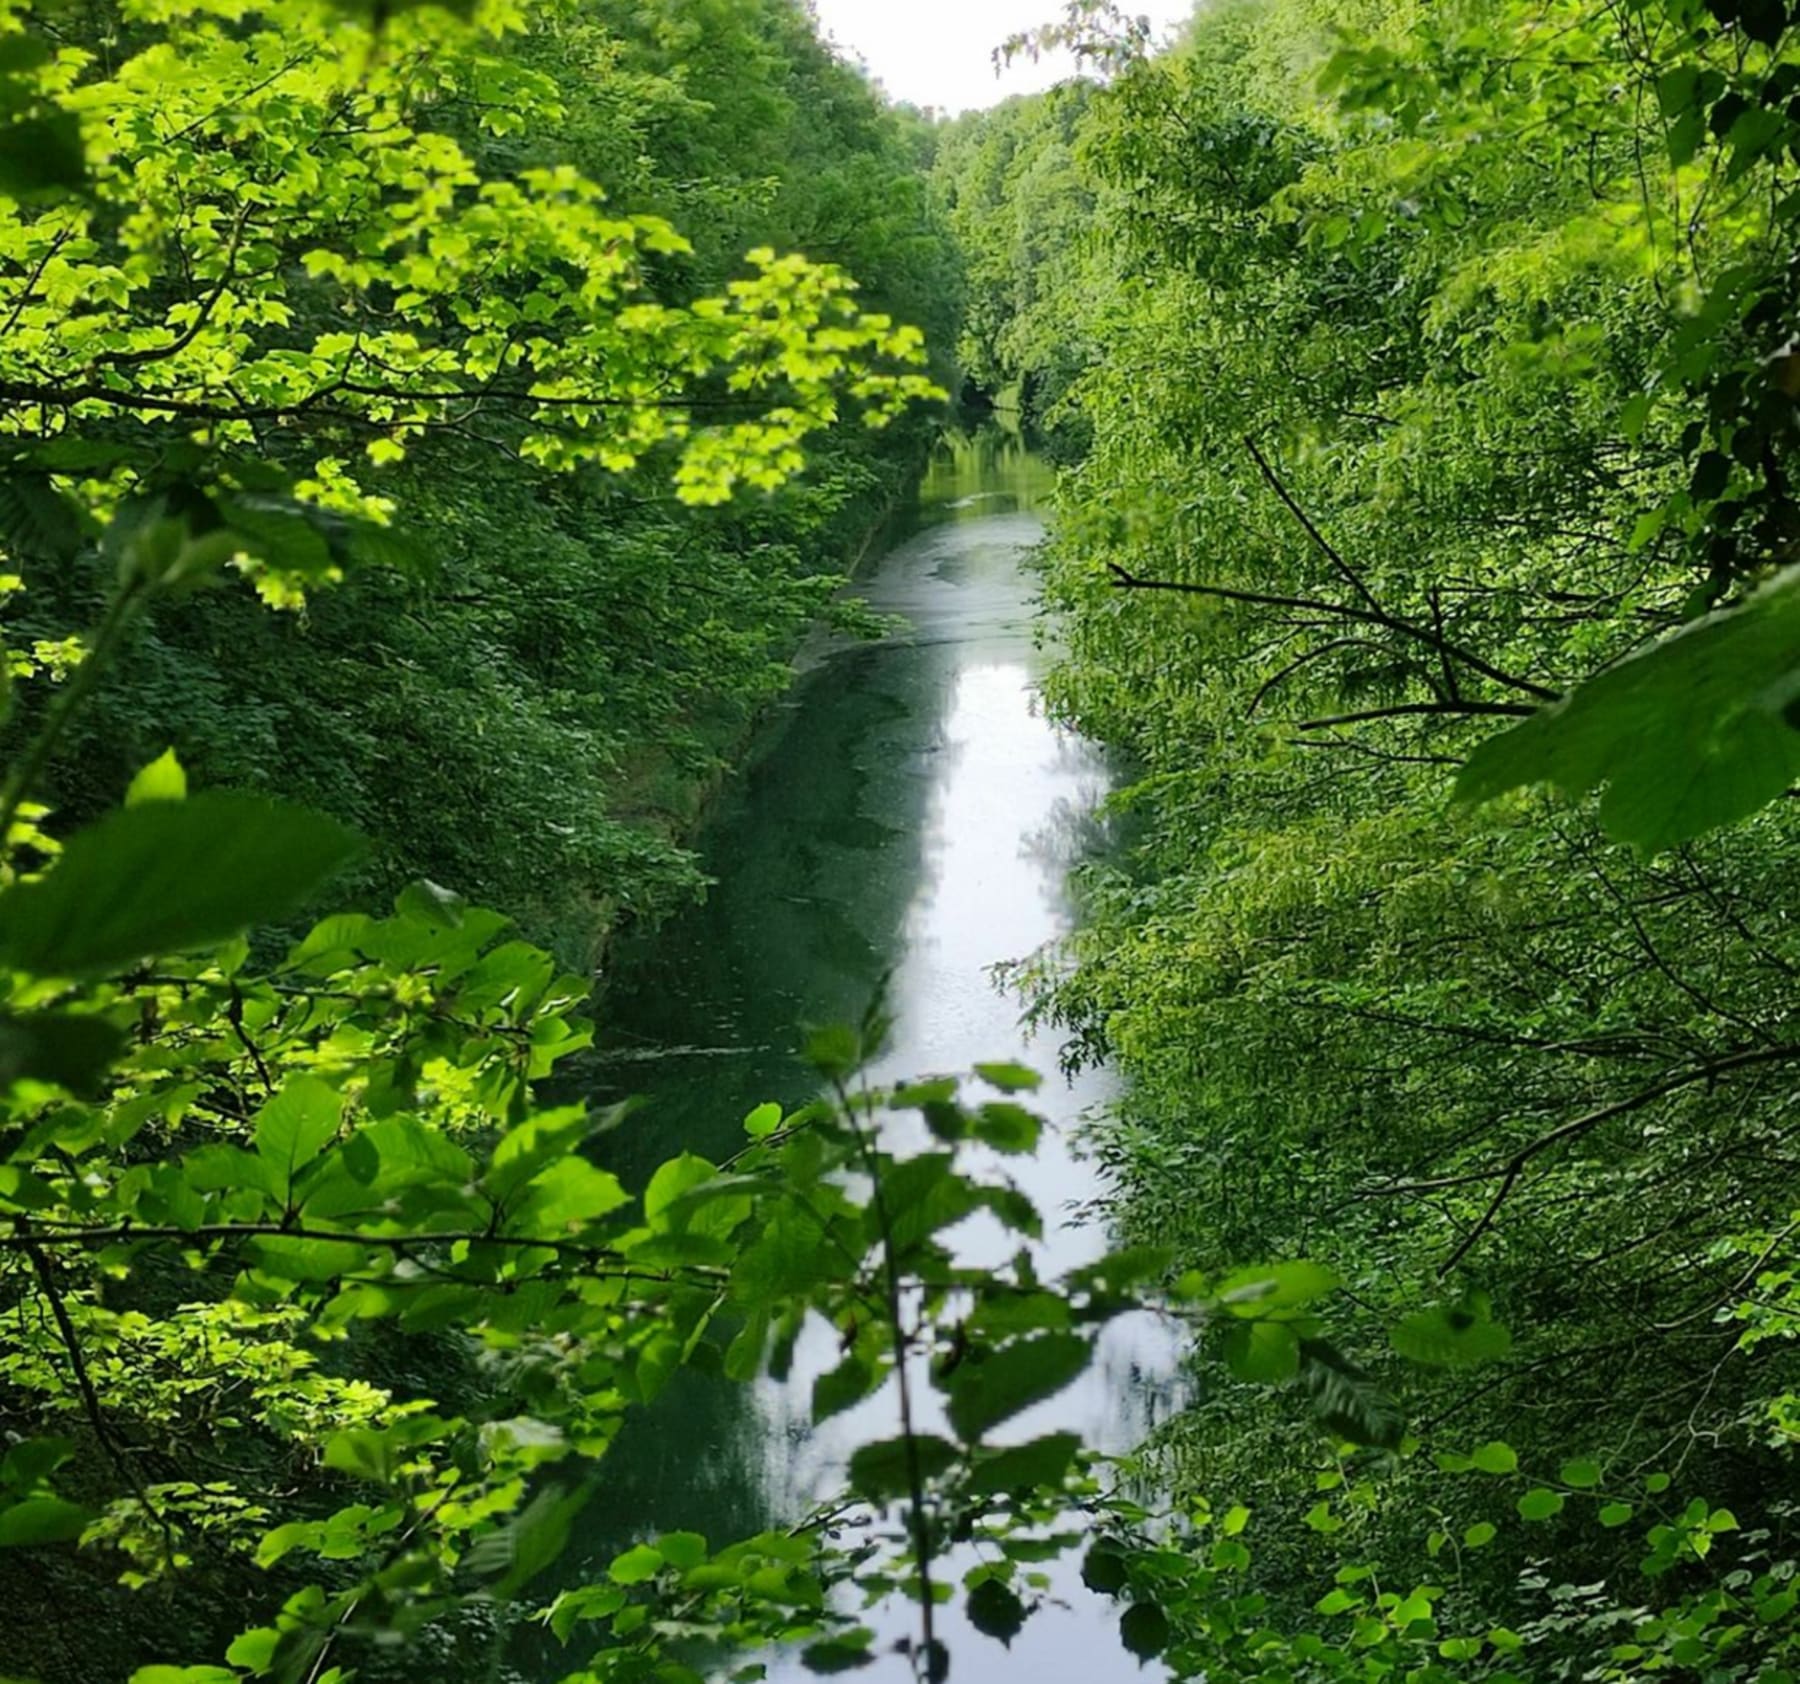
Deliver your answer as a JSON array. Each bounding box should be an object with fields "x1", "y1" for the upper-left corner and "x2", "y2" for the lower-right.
[{"x1": 810, "y1": 0, "x2": 1196, "y2": 114}]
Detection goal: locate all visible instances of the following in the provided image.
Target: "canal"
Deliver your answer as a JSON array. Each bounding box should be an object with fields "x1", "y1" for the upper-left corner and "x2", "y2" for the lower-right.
[{"x1": 561, "y1": 428, "x2": 1185, "y2": 1680}]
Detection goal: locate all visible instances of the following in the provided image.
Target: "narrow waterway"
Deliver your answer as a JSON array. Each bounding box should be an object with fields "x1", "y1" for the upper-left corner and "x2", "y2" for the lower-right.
[{"x1": 566, "y1": 430, "x2": 1186, "y2": 1680}]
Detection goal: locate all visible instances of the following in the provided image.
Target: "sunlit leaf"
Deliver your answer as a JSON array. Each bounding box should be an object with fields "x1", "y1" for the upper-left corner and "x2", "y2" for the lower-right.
[{"x1": 125, "y1": 749, "x2": 188, "y2": 806}]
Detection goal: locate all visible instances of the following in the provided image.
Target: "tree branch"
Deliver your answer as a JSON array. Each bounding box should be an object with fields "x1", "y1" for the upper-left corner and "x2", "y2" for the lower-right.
[
  {"x1": 1106, "y1": 562, "x2": 1558, "y2": 703},
  {"x1": 1243, "y1": 434, "x2": 1385, "y2": 617},
  {"x1": 91, "y1": 202, "x2": 254, "y2": 370},
  {"x1": 1296, "y1": 700, "x2": 1536, "y2": 729},
  {"x1": 1370, "y1": 1044, "x2": 1800, "y2": 1273},
  {"x1": 23, "y1": 1239, "x2": 177, "y2": 1564}
]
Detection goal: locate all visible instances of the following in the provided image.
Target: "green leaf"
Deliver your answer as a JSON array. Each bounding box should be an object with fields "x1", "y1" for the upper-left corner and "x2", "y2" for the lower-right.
[
  {"x1": 490, "y1": 1482, "x2": 592, "y2": 1600},
  {"x1": 0, "y1": 472, "x2": 85, "y2": 562},
  {"x1": 504, "y1": 1157, "x2": 629, "y2": 1234},
  {"x1": 965, "y1": 1432, "x2": 1080, "y2": 1496},
  {"x1": 1069, "y1": 1245, "x2": 1174, "y2": 1297},
  {"x1": 251, "y1": 1235, "x2": 368, "y2": 1282},
  {"x1": 224, "y1": 1629, "x2": 280, "y2": 1671},
  {"x1": 1559, "y1": 1458, "x2": 1602, "y2": 1489},
  {"x1": 125, "y1": 750, "x2": 187, "y2": 806},
  {"x1": 253, "y1": 1075, "x2": 342, "y2": 1189},
  {"x1": 129, "y1": 1671, "x2": 239, "y2": 1684},
  {"x1": 483, "y1": 1107, "x2": 591, "y2": 1206},
  {"x1": 1081, "y1": 1541, "x2": 1130, "y2": 1594},
  {"x1": 0, "y1": 35, "x2": 50, "y2": 76},
  {"x1": 0, "y1": 1010, "x2": 123, "y2": 1097},
  {"x1": 1223, "y1": 1318, "x2": 1301, "y2": 1383},
  {"x1": 1463, "y1": 1521, "x2": 1498, "y2": 1548},
  {"x1": 215, "y1": 498, "x2": 333, "y2": 581},
  {"x1": 812, "y1": 1355, "x2": 874, "y2": 1423},
  {"x1": 743, "y1": 1101, "x2": 783, "y2": 1139},
  {"x1": 1471, "y1": 1441, "x2": 1518, "y2": 1475},
  {"x1": 723, "y1": 1309, "x2": 771, "y2": 1383},
  {"x1": 1599, "y1": 1502, "x2": 1635, "y2": 1528},
  {"x1": 322, "y1": 1428, "x2": 406, "y2": 1485},
  {"x1": 1735, "y1": 0, "x2": 1788, "y2": 45},
  {"x1": 944, "y1": 1333, "x2": 1090, "y2": 1441},
  {"x1": 967, "y1": 1577, "x2": 1026, "y2": 1647},
  {"x1": 879, "y1": 1153, "x2": 980, "y2": 1250},
  {"x1": 644, "y1": 1153, "x2": 717, "y2": 1230},
  {"x1": 973, "y1": 1100, "x2": 1041, "y2": 1154},
  {"x1": 1304, "y1": 1500, "x2": 1344, "y2": 1534},
  {"x1": 973, "y1": 1060, "x2": 1042, "y2": 1093},
  {"x1": 802, "y1": 1023, "x2": 862, "y2": 1079},
  {"x1": 608, "y1": 1543, "x2": 663, "y2": 1585},
  {"x1": 0, "y1": 1495, "x2": 88, "y2": 1545},
  {"x1": 1215, "y1": 1260, "x2": 1338, "y2": 1313},
  {"x1": 1391, "y1": 1300, "x2": 1513, "y2": 1367},
  {"x1": 546, "y1": 1584, "x2": 627, "y2": 1643},
  {"x1": 1299, "y1": 1339, "x2": 1405, "y2": 1449},
  {"x1": 1656, "y1": 65, "x2": 1699, "y2": 117},
  {"x1": 1517, "y1": 1489, "x2": 1565, "y2": 1521},
  {"x1": 0, "y1": 795, "x2": 361, "y2": 977},
  {"x1": 658, "y1": 1531, "x2": 707, "y2": 1572},
  {"x1": 1457, "y1": 564, "x2": 1800, "y2": 853},
  {"x1": 800, "y1": 1639, "x2": 875, "y2": 1674},
  {"x1": 968, "y1": 1290, "x2": 1073, "y2": 1336},
  {"x1": 1120, "y1": 1601, "x2": 1171, "y2": 1660},
  {"x1": 0, "y1": 1437, "x2": 72, "y2": 1489},
  {"x1": 847, "y1": 1434, "x2": 958, "y2": 1501}
]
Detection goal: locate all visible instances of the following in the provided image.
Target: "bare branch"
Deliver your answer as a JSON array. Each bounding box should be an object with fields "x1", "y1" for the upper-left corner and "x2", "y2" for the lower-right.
[
  {"x1": 1297, "y1": 700, "x2": 1536, "y2": 729},
  {"x1": 1106, "y1": 562, "x2": 1558, "y2": 703}
]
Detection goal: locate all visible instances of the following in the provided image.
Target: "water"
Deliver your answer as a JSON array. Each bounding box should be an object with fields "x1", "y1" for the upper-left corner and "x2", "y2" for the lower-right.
[{"x1": 561, "y1": 430, "x2": 1186, "y2": 1680}]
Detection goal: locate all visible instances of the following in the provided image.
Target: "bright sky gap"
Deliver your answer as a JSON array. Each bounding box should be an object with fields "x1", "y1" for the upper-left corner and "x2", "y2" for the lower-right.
[{"x1": 810, "y1": 0, "x2": 1198, "y2": 113}]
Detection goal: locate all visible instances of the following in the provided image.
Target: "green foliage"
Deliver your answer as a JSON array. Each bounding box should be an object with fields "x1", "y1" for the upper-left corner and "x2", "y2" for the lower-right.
[
  {"x1": 0, "y1": 796, "x2": 360, "y2": 976},
  {"x1": 0, "y1": 0, "x2": 960, "y2": 960},
  {"x1": 13, "y1": 0, "x2": 1800, "y2": 1676},
  {"x1": 1459, "y1": 563, "x2": 1800, "y2": 851},
  {"x1": 952, "y1": 0, "x2": 1800, "y2": 1678},
  {"x1": 929, "y1": 86, "x2": 1099, "y2": 452}
]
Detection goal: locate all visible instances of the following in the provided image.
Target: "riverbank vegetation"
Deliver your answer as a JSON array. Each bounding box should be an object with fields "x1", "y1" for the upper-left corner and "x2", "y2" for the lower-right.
[
  {"x1": 7, "y1": 0, "x2": 1800, "y2": 1681},
  {"x1": 941, "y1": 0, "x2": 1800, "y2": 1676},
  {"x1": 0, "y1": 0, "x2": 973, "y2": 1676},
  {"x1": 5, "y1": 0, "x2": 961, "y2": 964}
]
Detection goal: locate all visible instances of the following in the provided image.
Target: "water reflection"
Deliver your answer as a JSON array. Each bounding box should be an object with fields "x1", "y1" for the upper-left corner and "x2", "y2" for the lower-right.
[
  {"x1": 544, "y1": 428, "x2": 1184, "y2": 1681},
  {"x1": 913, "y1": 426, "x2": 1059, "y2": 525}
]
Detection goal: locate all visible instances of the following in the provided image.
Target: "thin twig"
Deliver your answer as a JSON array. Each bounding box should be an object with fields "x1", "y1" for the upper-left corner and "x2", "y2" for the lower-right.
[
  {"x1": 24, "y1": 1239, "x2": 178, "y2": 1563},
  {"x1": 1243, "y1": 434, "x2": 1385, "y2": 616}
]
